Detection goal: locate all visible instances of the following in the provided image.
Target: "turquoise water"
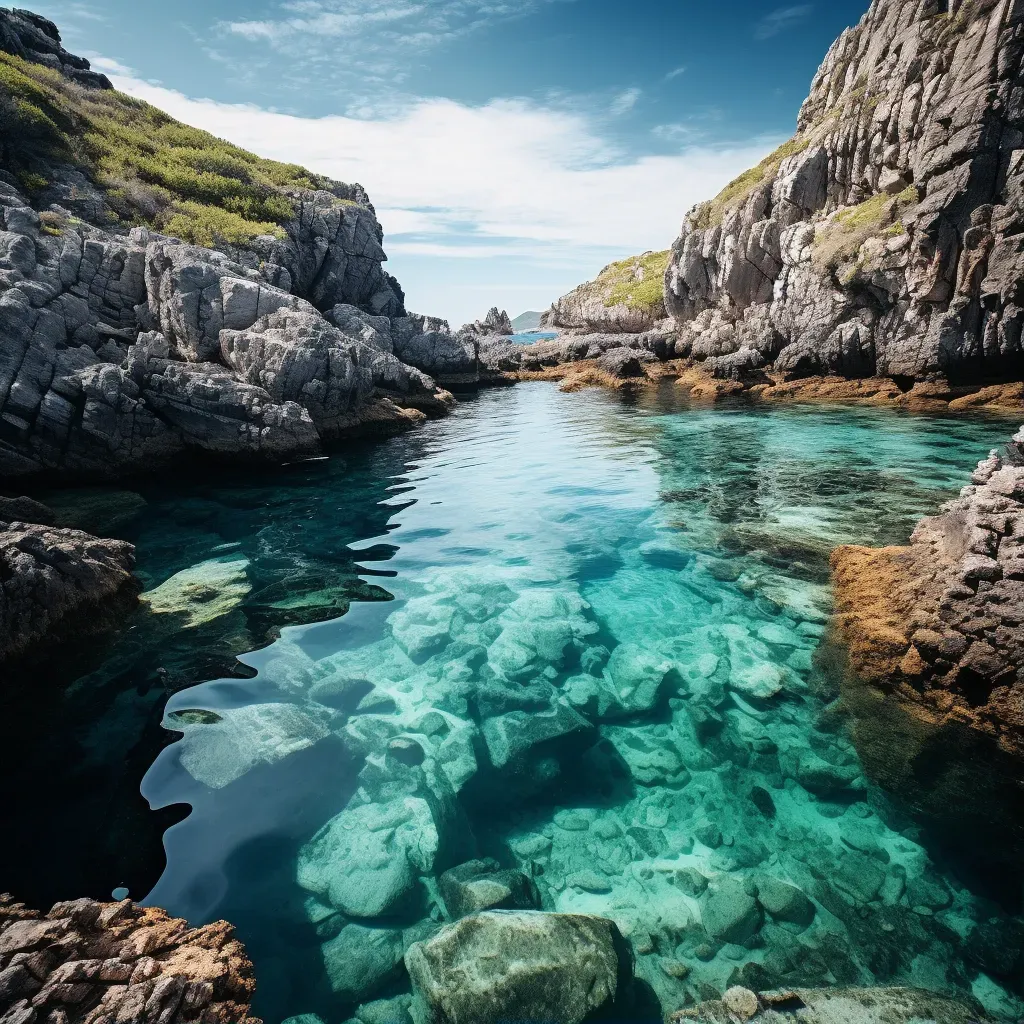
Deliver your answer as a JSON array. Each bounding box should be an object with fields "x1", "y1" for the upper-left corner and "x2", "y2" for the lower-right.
[{"x1": 9, "y1": 383, "x2": 1024, "y2": 1022}]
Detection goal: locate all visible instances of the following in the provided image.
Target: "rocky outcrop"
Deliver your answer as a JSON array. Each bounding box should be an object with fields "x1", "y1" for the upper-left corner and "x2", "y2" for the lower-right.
[
  {"x1": 0, "y1": 9, "x2": 112, "y2": 89},
  {"x1": 460, "y1": 307, "x2": 512, "y2": 339},
  {"x1": 543, "y1": 252, "x2": 670, "y2": 335},
  {"x1": 671, "y1": 986, "x2": 982, "y2": 1024},
  {"x1": 0, "y1": 177, "x2": 457, "y2": 478},
  {"x1": 0, "y1": 894, "x2": 259, "y2": 1024},
  {"x1": 0, "y1": 21, "x2": 465, "y2": 481},
  {"x1": 663, "y1": 0, "x2": 1024, "y2": 384},
  {"x1": 0, "y1": 515, "x2": 140, "y2": 666},
  {"x1": 829, "y1": 427, "x2": 1024, "y2": 876}
]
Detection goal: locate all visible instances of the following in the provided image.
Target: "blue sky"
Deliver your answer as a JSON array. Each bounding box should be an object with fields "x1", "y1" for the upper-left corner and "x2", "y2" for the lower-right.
[{"x1": 42, "y1": 0, "x2": 867, "y2": 326}]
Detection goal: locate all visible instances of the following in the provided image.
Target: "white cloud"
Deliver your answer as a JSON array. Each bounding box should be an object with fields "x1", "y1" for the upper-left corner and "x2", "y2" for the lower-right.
[
  {"x1": 664, "y1": 66, "x2": 687, "y2": 82},
  {"x1": 755, "y1": 5, "x2": 814, "y2": 39},
  {"x1": 88, "y1": 55, "x2": 138, "y2": 77},
  {"x1": 609, "y1": 88, "x2": 642, "y2": 117},
  {"x1": 108, "y1": 73, "x2": 776, "y2": 319}
]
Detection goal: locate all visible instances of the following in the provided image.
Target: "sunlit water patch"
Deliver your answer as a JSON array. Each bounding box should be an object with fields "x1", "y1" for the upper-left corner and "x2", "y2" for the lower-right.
[{"x1": 11, "y1": 383, "x2": 1024, "y2": 1023}]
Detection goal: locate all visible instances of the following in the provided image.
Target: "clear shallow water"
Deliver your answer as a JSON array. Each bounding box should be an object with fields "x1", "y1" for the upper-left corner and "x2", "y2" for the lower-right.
[{"x1": 10, "y1": 383, "x2": 1024, "y2": 1023}]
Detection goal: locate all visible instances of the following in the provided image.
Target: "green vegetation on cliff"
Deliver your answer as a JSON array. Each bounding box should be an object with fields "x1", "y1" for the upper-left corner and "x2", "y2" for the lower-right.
[
  {"x1": 688, "y1": 136, "x2": 811, "y2": 231},
  {"x1": 812, "y1": 186, "x2": 919, "y2": 275},
  {"x1": 599, "y1": 249, "x2": 670, "y2": 312},
  {"x1": 0, "y1": 50, "x2": 340, "y2": 245}
]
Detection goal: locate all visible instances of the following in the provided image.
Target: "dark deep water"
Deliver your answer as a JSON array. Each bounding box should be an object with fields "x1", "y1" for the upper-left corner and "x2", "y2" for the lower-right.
[{"x1": 5, "y1": 381, "x2": 1024, "y2": 1023}]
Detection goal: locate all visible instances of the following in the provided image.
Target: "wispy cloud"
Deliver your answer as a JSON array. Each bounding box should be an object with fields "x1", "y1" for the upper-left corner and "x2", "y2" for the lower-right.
[
  {"x1": 754, "y1": 4, "x2": 814, "y2": 39},
  {"x1": 109, "y1": 71, "x2": 778, "y2": 270},
  {"x1": 663, "y1": 66, "x2": 687, "y2": 82},
  {"x1": 219, "y1": 0, "x2": 572, "y2": 89},
  {"x1": 609, "y1": 88, "x2": 642, "y2": 117}
]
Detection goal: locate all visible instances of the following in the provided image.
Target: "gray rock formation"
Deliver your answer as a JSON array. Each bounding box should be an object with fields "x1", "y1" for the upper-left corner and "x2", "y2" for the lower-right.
[
  {"x1": 460, "y1": 307, "x2": 513, "y2": 338},
  {"x1": 404, "y1": 911, "x2": 631, "y2": 1024},
  {"x1": 0, "y1": 9, "x2": 112, "y2": 89},
  {"x1": 665, "y1": 0, "x2": 1024, "y2": 383},
  {"x1": 0, "y1": 894, "x2": 259, "y2": 1024},
  {"x1": 0, "y1": 516, "x2": 140, "y2": 665},
  {"x1": 0, "y1": 26, "x2": 461, "y2": 481}
]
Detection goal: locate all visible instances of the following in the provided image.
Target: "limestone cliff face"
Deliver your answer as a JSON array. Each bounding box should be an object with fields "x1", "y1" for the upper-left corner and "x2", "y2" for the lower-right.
[{"x1": 665, "y1": 0, "x2": 1024, "y2": 383}]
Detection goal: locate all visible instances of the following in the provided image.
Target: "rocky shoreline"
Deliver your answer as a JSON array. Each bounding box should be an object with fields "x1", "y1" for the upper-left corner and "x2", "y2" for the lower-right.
[
  {"x1": 0, "y1": 895, "x2": 259, "y2": 1024},
  {"x1": 827, "y1": 428, "x2": 1024, "y2": 879}
]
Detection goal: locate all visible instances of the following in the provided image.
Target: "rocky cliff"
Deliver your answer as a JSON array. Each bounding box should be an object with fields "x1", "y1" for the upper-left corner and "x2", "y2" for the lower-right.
[
  {"x1": 541, "y1": 251, "x2": 670, "y2": 335},
  {"x1": 0, "y1": 9, "x2": 477, "y2": 483},
  {"x1": 537, "y1": 0, "x2": 1024, "y2": 388},
  {"x1": 665, "y1": 0, "x2": 1024, "y2": 383}
]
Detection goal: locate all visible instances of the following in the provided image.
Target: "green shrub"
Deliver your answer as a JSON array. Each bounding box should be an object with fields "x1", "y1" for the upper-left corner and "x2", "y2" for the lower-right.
[
  {"x1": 811, "y1": 187, "x2": 919, "y2": 273},
  {"x1": 597, "y1": 250, "x2": 671, "y2": 312}
]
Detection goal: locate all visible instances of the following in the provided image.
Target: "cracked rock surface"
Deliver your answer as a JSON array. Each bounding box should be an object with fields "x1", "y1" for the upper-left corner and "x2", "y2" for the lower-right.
[
  {"x1": 664, "y1": 0, "x2": 1024, "y2": 382},
  {"x1": 0, "y1": 894, "x2": 259, "y2": 1024},
  {"x1": 0, "y1": 21, "x2": 464, "y2": 481}
]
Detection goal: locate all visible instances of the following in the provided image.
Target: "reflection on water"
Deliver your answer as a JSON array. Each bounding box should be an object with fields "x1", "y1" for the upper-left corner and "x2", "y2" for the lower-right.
[{"x1": 8, "y1": 382, "x2": 1024, "y2": 1022}]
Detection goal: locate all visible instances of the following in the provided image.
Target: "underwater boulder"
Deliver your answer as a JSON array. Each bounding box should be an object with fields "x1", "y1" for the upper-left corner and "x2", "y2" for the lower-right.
[
  {"x1": 701, "y1": 878, "x2": 762, "y2": 944},
  {"x1": 754, "y1": 876, "x2": 816, "y2": 929},
  {"x1": 405, "y1": 911, "x2": 631, "y2": 1024},
  {"x1": 438, "y1": 859, "x2": 540, "y2": 918},
  {"x1": 320, "y1": 923, "x2": 406, "y2": 1002},
  {"x1": 298, "y1": 796, "x2": 440, "y2": 918}
]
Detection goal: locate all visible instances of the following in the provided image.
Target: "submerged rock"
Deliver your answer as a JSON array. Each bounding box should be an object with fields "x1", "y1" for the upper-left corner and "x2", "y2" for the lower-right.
[
  {"x1": 670, "y1": 986, "x2": 983, "y2": 1024},
  {"x1": 405, "y1": 911, "x2": 631, "y2": 1024}
]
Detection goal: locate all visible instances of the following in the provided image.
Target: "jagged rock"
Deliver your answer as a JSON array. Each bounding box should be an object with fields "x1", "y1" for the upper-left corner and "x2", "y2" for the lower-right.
[
  {"x1": 460, "y1": 308, "x2": 512, "y2": 339},
  {"x1": 596, "y1": 347, "x2": 656, "y2": 379},
  {"x1": 0, "y1": 894, "x2": 260, "y2": 1023},
  {"x1": 392, "y1": 315, "x2": 479, "y2": 386},
  {"x1": 405, "y1": 911, "x2": 631, "y2": 1024},
  {"x1": 0, "y1": 521, "x2": 139, "y2": 665},
  {"x1": 670, "y1": 986, "x2": 982, "y2": 1024},
  {"x1": 0, "y1": 9, "x2": 112, "y2": 89},
  {"x1": 662, "y1": 0, "x2": 1024, "y2": 383},
  {"x1": 0, "y1": 39, "x2": 452, "y2": 484}
]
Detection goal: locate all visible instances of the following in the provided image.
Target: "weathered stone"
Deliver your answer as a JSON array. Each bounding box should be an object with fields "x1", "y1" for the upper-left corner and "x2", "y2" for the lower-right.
[{"x1": 405, "y1": 911, "x2": 630, "y2": 1024}]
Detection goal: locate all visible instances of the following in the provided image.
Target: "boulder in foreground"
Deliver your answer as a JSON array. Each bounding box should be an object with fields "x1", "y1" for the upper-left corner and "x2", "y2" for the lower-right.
[{"x1": 404, "y1": 910, "x2": 631, "y2": 1024}]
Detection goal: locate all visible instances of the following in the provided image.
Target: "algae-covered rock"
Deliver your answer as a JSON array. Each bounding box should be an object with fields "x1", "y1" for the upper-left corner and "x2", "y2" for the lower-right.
[
  {"x1": 141, "y1": 555, "x2": 251, "y2": 628},
  {"x1": 405, "y1": 911, "x2": 631, "y2": 1024}
]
